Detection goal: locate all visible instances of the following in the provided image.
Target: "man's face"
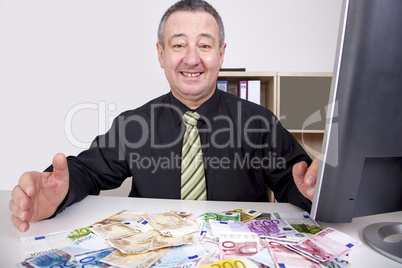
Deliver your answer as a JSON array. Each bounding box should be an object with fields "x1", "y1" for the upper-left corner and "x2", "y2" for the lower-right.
[{"x1": 157, "y1": 11, "x2": 226, "y2": 109}]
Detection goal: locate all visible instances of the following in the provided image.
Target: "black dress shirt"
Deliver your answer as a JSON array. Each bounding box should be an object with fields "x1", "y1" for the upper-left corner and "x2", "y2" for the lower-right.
[{"x1": 53, "y1": 89, "x2": 312, "y2": 214}]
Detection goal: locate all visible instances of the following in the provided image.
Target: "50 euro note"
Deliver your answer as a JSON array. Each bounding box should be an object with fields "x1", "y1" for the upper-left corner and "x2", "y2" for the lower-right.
[
  {"x1": 93, "y1": 210, "x2": 147, "y2": 225},
  {"x1": 286, "y1": 227, "x2": 361, "y2": 263},
  {"x1": 101, "y1": 247, "x2": 170, "y2": 268},
  {"x1": 142, "y1": 212, "x2": 199, "y2": 237},
  {"x1": 90, "y1": 222, "x2": 136, "y2": 240}
]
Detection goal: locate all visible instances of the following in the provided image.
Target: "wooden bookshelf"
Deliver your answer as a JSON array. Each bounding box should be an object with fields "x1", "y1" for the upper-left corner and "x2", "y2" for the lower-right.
[{"x1": 218, "y1": 71, "x2": 333, "y2": 201}]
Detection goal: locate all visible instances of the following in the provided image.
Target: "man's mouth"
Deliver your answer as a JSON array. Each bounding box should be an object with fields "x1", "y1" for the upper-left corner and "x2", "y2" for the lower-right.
[{"x1": 181, "y1": 72, "x2": 202, "y2": 77}]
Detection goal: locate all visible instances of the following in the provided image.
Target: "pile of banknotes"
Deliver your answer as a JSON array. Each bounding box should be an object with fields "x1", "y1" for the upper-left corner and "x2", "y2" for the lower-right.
[{"x1": 19, "y1": 208, "x2": 360, "y2": 267}]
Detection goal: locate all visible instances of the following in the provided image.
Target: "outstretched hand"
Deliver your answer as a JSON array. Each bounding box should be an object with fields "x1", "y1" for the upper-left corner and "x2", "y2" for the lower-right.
[
  {"x1": 9, "y1": 153, "x2": 69, "y2": 232},
  {"x1": 292, "y1": 158, "x2": 320, "y2": 201}
]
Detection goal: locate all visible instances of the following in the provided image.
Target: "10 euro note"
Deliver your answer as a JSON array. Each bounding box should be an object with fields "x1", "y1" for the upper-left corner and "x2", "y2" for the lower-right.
[
  {"x1": 286, "y1": 227, "x2": 361, "y2": 263},
  {"x1": 218, "y1": 232, "x2": 261, "y2": 260}
]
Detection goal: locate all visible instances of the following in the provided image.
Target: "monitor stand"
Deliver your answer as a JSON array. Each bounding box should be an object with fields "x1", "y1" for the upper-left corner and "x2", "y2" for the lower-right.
[{"x1": 363, "y1": 222, "x2": 402, "y2": 264}]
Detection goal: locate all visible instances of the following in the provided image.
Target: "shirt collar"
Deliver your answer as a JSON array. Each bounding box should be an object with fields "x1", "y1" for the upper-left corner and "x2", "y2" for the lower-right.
[{"x1": 168, "y1": 89, "x2": 220, "y2": 127}]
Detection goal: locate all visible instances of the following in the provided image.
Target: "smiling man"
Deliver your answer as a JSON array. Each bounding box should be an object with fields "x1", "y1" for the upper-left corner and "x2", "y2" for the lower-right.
[
  {"x1": 10, "y1": 0, "x2": 318, "y2": 232},
  {"x1": 156, "y1": 9, "x2": 226, "y2": 109}
]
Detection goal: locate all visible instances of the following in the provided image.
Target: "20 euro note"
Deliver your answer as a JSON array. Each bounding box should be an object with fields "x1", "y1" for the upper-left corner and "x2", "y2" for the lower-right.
[{"x1": 286, "y1": 227, "x2": 361, "y2": 263}]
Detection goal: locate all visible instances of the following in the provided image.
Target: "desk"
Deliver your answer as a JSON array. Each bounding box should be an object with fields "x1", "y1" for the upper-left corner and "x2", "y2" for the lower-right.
[{"x1": 1, "y1": 190, "x2": 401, "y2": 267}]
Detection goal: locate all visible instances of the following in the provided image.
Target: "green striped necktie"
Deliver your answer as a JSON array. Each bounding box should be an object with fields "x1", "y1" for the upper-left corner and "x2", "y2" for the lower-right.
[{"x1": 180, "y1": 111, "x2": 207, "y2": 200}]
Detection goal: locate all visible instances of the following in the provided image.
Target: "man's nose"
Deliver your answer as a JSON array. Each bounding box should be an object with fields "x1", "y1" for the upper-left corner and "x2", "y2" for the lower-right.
[{"x1": 183, "y1": 46, "x2": 201, "y2": 66}]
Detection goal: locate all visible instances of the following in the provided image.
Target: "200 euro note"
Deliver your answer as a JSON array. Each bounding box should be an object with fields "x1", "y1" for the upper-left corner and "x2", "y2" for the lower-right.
[
  {"x1": 142, "y1": 212, "x2": 199, "y2": 237},
  {"x1": 286, "y1": 227, "x2": 361, "y2": 263},
  {"x1": 197, "y1": 258, "x2": 259, "y2": 268}
]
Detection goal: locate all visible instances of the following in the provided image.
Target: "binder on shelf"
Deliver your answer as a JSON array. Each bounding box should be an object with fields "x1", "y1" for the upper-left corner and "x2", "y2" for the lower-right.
[
  {"x1": 238, "y1": 81, "x2": 248, "y2": 100},
  {"x1": 248, "y1": 80, "x2": 261, "y2": 105},
  {"x1": 216, "y1": 80, "x2": 228, "y2": 92}
]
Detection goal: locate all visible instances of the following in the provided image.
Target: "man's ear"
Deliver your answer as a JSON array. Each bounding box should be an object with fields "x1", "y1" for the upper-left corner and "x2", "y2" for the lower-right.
[
  {"x1": 219, "y1": 43, "x2": 227, "y2": 68},
  {"x1": 156, "y1": 42, "x2": 164, "y2": 69}
]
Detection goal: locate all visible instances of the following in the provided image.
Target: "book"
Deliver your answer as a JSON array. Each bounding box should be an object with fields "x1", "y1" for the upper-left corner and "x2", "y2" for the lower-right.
[
  {"x1": 247, "y1": 80, "x2": 261, "y2": 105},
  {"x1": 216, "y1": 81, "x2": 228, "y2": 92},
  {"x1": 238, "y1": 81, "x2": 248, "y2": 100}
]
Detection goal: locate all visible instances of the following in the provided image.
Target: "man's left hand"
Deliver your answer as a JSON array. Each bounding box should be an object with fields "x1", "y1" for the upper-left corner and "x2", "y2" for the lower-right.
[{"x1": 292, "y1": 158, "x2": 320, "y2": 201}]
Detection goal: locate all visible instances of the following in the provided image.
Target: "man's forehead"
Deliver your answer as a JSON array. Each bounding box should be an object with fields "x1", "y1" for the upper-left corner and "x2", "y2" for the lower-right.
[{"x1": 164, "y1": 11, "x2": 219, "y2": 39}]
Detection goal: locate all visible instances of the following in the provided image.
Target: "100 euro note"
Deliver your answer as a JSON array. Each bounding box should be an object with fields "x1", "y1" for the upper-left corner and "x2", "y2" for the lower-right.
[
  {"x1": 20, "y1": 227, "x2": 93, "y2": 259},
  {"x1": 272, "y1": 212, "x2": 323, "y2": 242},
  {"x1": 222, "y1": 208, "x2": 262, "y2": 222}
]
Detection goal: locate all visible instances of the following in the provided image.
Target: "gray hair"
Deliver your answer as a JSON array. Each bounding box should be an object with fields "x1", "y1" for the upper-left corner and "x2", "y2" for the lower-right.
[{"x1": 157, "y1": 0, "x2": 225, "y2": 48}]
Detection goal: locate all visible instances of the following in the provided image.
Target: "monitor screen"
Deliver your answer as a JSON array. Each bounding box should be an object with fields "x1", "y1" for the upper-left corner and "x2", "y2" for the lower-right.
[
  {"x1": 310, "y1": 0, "x2": 402, "y2": 223},
  {"x1": 310, "y1": 0, "x2": 402, "y2": 263}
]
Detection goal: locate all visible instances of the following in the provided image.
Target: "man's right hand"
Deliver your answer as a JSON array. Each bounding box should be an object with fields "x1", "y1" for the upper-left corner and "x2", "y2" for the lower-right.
[{"x1": 9, "y1": 153, "x2": 69, "y2": 232}]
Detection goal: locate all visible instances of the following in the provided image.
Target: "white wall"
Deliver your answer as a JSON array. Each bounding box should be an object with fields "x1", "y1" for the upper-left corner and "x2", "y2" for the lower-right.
[{"x1": 0, "y1": 0, "x2": 342, "y2": 193}]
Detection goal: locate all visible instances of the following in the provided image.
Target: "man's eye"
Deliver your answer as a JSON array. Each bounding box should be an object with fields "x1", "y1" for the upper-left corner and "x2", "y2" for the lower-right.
[
  {"x1": 200, "y1": 44, "x2": 211, "y2": 49},
  {"x1": 173, "y1": 44, "x2": 184, "y2": 48}
]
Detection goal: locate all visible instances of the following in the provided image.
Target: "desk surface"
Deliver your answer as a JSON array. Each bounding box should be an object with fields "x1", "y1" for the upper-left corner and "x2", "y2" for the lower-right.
[{"x1": 1, "y1": 190, "x2": 401, "y2": 267}]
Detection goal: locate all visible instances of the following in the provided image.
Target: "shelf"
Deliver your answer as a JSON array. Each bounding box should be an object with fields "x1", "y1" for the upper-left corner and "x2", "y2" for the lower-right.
[{"x1": 217, "y1": 71, "x2": 332, "y2": 160}]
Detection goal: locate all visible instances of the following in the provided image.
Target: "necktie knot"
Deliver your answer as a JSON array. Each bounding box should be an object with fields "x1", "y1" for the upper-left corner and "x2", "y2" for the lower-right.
[{"x1": 182, "y1": 111, "x2": 200, "y2": 127}]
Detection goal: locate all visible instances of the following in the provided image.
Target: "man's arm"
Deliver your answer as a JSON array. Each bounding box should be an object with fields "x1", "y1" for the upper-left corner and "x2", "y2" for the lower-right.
[
  {"x1": 9, "y1": 153, "x2": 69, "y2": 232},
  {"x1": 293, "y1": 157, "x2": 319, "y2": 201}
]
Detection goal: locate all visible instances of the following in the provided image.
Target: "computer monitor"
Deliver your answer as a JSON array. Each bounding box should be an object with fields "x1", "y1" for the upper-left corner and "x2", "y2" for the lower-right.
[{"x1": 310, "y1": 0, "x2": 402, "y2": 263}]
